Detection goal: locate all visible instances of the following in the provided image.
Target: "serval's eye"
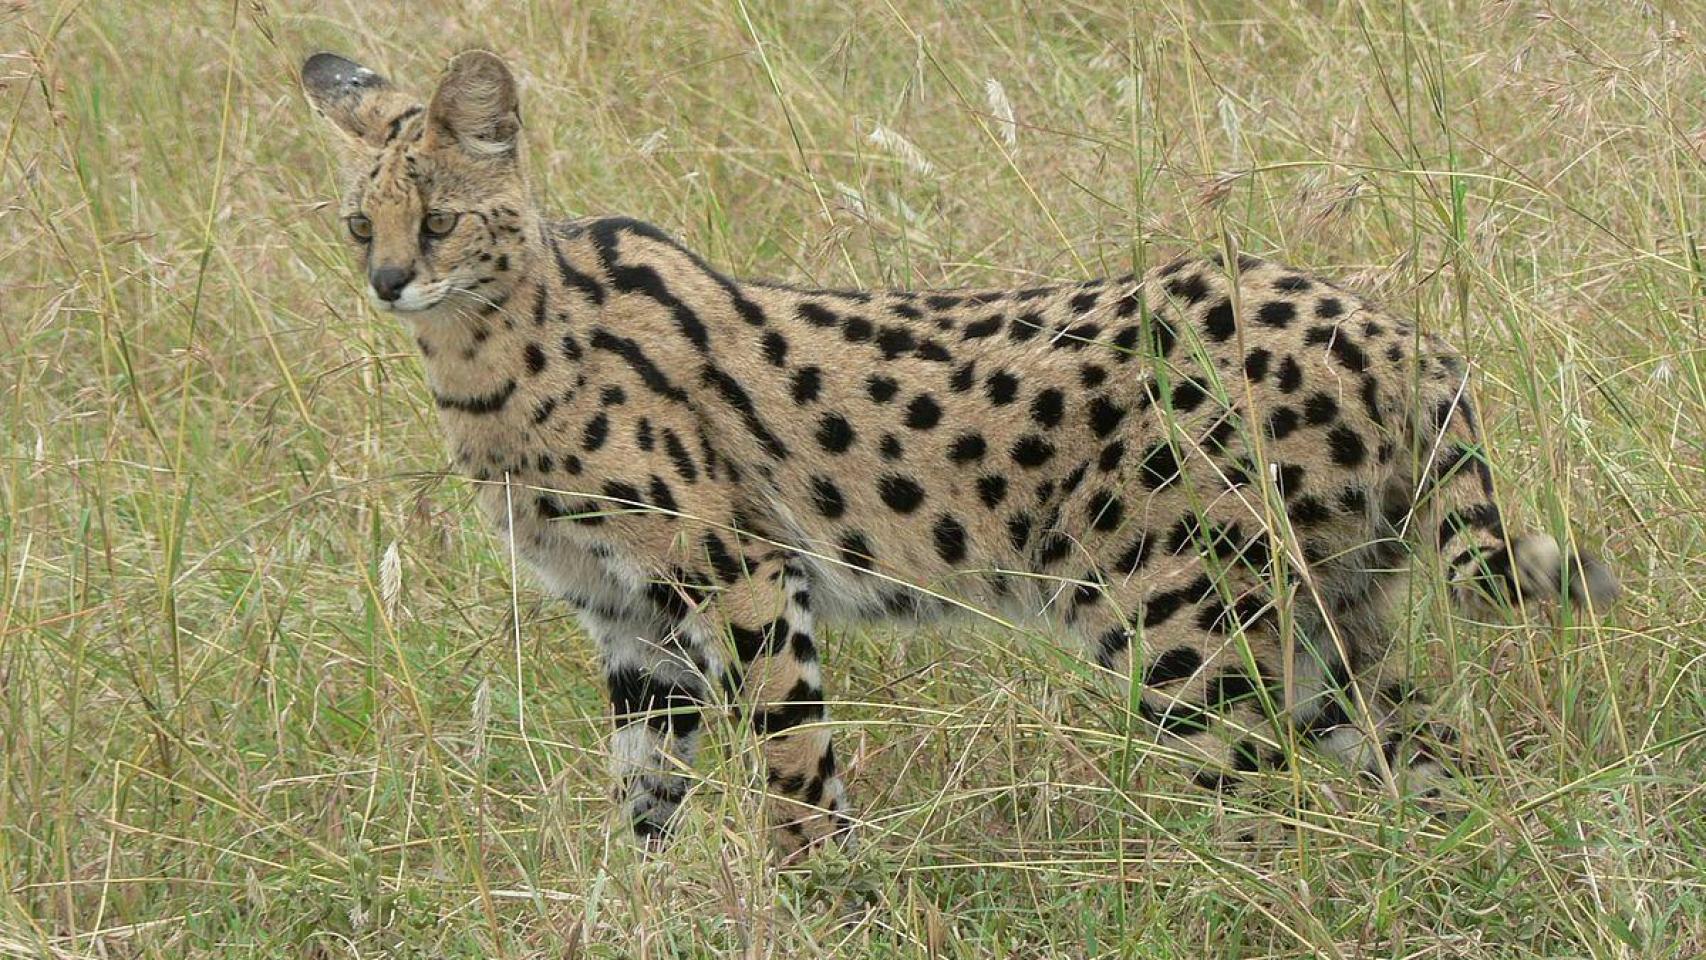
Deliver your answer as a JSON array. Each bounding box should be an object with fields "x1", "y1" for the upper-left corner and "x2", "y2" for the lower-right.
[
  {"x1": 346, "y1": 213, "x2": 373, "y2": 242},
  {"x1": 423, "y1": 211, "x2": 459, "y2": 238}
]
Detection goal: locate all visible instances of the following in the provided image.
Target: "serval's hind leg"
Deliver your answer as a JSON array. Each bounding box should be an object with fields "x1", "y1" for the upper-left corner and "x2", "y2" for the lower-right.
[{"x1": 692, "y1": 554, "x2": 850, "y2": 859}]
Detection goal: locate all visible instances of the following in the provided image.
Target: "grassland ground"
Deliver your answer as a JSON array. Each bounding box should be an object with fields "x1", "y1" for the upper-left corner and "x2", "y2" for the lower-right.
[{"x1": 2, "y1": 1, "x2": 1704, "y2": 956}]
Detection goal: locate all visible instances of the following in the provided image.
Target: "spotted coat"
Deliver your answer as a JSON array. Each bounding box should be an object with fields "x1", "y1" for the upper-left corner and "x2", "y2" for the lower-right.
[{"x1": 303, "y1": 51, "x2": 1618, "y2": 856}]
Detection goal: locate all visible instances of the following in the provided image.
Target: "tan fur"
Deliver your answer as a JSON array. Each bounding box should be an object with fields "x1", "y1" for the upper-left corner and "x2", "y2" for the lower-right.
[{"x1": 303, "y1": 51, "x2": 1617, "y2": 857}]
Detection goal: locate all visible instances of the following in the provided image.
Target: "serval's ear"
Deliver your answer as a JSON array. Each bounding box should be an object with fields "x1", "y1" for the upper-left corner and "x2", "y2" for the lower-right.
[
  {"x1": 301, "y1": 53, "x2": 417, "y2": 146},
  {"x1": 424, "y1": 50, "x2": 521, "y2": 159}
]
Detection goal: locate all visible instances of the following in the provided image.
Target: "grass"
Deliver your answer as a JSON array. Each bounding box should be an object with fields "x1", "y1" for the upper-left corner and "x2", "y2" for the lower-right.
[{"x1": 2, "y1": 0, "x2": 1704, "y2": 956}]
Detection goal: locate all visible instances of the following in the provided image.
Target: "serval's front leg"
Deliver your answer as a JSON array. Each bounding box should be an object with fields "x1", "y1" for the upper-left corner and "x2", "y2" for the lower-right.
[{"x1": 580, "y1": 606, "x2": 713, "y2": 843}]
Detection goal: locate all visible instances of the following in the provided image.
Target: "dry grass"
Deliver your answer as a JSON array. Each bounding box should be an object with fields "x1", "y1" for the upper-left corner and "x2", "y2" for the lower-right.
[{"x1": 3, "y1": 0, "x2": 1704, "y2": 956}]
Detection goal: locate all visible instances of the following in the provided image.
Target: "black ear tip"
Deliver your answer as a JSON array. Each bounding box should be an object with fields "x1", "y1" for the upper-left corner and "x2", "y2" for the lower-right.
[{"x1": 302, "y1": 52, "x2": 387, "y2": 94}]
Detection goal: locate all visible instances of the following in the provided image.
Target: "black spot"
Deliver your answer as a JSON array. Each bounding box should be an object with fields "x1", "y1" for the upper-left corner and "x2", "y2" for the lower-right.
[
  {"x1": 810, "y1": 476, "x2": 846, "y2": 518},
  {"x1": 597, "y1": 481, "x2": 640, "y2": 509},
  {"x1": 524, "y1": 342, "x2": 547, "y2": 375},
  {"x1": 816, "y1": 413, "x2": 856, "y2": 453},
  {"x1": 1006, "y1": 514, "x2": 1033, "y2": 551},
  {"x1": 1166, "y1": 515, "x2": 1204, "y2": 553},
  {"x1": 1096, "y1": 628, "x2": 1131, "y2": 668},
  {"x1": 1202, "y1": 298, "x2": 1236, "y2": 341},
  {"x1": 842, "y1": 315, "x2": 873, "y2": 342},
  {"x1": 1115, "y1": 532, "x2": 1151, "y2": 575},
  {"x1": 1275, "y1": 274, "x2": 1313, "y2": 292},
  {"x1": 1305, "y1": 325, "x2": 1370, "y2": 373},
  {"x1": 635, "y1": 418, "x2": 654, "y2": 451},
  {"x1": 1359, "y1": 376, "x2": 1385, "y2": 427},
  {"x1": 798, "y1": 302, "x2": 839, "y2": 327},
  {"x1": 1303, "y1": 393, "x2": 1338, "y2": 426},
  {"x1": 925, "y1": 294, "x2": 964, "y2": 310},
  {"x1": 1208, "y1": 670, "x2": 1260, "y2": 711},
  {"x1": 839, "y1": 531, "x2": 876, "y2": 570},
  {"x1": 1142, "y1": 575, "x2": 1214, "y2": 629},
  {"x1": 433, "y1": 380, "x2": 517, "y2": 416},
  {"x1": 1275, "y1": 462, "x2": 1305, "y2": 497},
  {"x1": 1169, "y1": 377, "x2": 1208, "y2": 413},
  {"x1": 1244, "y1": 348, "x2": 1271, "y2": 382},
  {"x1": 1269, "y1": 405, "x2": 1303, "y2": 439},
  {"x1": 914, "y1": 338, "x2": 952, "y2": 362},
  {"x1": 1141, "y1": 313, "x2": 1177, "y2": 358},
  {"x1": 1166, "y1": 273, "x2": 1210, "y2": 304},
  {"x1": 1087, "y1": 490, "x2": 1125, "y2": 531},
  {"x1": 1087, "y1": 396, "x2": 1126, "y2": 437},
  {"x1": 962, "y1": 314, "x2": 1003, "y2": 339},
  {"x1": 750, "y1": 679, "x2": 825, "y2": 735},
  {"x1": 581, "y1": 412, "x2": 609, "y2": 451},
  {"x1": 1011, "y1": 435, "x2": 1056, "y2": 468},
  {"x1": 1056, "y1": 322, "x2": 1100, "y2": 350},
  {"x1": 1337, "y1": 486, "x2": 1368, "y2": 514},
  {"x1": 1108, "y1": 323, "x2": 1143, "y2": 361},
  {"x1": 1200, "y1": 416, "x2": 1239, "y2": 452},
  {"x1": 977, "y1": 475, "x2": 1007, "y2": 508},
  {"x1": 932, "y1": 514, "x2": 968, "y2": 564},
  {"x1": 1288, "y1": 495, "x2": 1332, "y2": 527},
  {"x1": 1212, "y1": 252, "x2": 1265, "y2": 272},
  {"x1": 1144, "y1": 646, "x2": 1203, "y2": 686},
  {"x1": 875, "y1": 326, "x2": 916, "y2": 359},
  {"x1": 1138, "y1": 442, "x2": 1180, "y2": 489},
  {"x1": 762, "y1": 330, "x2": 790, "y2": 367},
  {"x1": 1276, "y1": 356, "x2": 1303, "y2": 393},
  {"x1": 648, "y1": 476, "x2": 679, "y2": 513},
  {"x1": 949, "y1": 362, "x2": 977, "y2": 392},
  {"x1": 791, "y1": 366, "x2": 823, "y2": 404},
  {"x1": 662, "y1": 430, "x2": 698, "y2": 482},
  {"x1": 877, "y1": 474, "x2": 925, "y2": 513},
  {"x1": 1037, "y1": 530, "x2": 1073, "y2": 566},
  {"x1": 1327, "y1": 426, "x2": 1366, "y2": 466},
  {"x1": 1080, "y1": 364, "x2": 1108, "y2": 388},
  {"x1": 879, "y1": 434, "x2": 904, "y2": 460},
  {"x1": 866, "y1": 375, "x2": 899, "y2": 403},
  {"x1": 1070, "y1": 290, "x2": 1100, "y2": 313},
  {"x1": 1060, "y1": 462, "x2": 1088, "y2": 495},
  {"x1": 1009, "y1": 313, "x2": 1044, "y2": 342},
  {"x1": 986, "y1": 370, "x2": 1019, "y2": 406},
  {"x1": 1098, "y1": 441, "x2": 1125, "y2": 472},
  {"x1": 1030, "y1": 388, "x2": 1065, "y2": 428},
  {"x1": 905, "y1": 394, "x2": 943, "y2": 430},
  {"x1": 1316, "y1": 297, "x2": 1343, "y2": 318},
  {"x1": 948, "y1": 433, "x2": 986, "y2": 463}
]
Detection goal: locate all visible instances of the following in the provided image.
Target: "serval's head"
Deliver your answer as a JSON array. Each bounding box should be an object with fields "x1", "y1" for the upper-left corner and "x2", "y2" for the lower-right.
[{"x1": 302, "y1": 51, "x2": 535, "y2": 315}]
